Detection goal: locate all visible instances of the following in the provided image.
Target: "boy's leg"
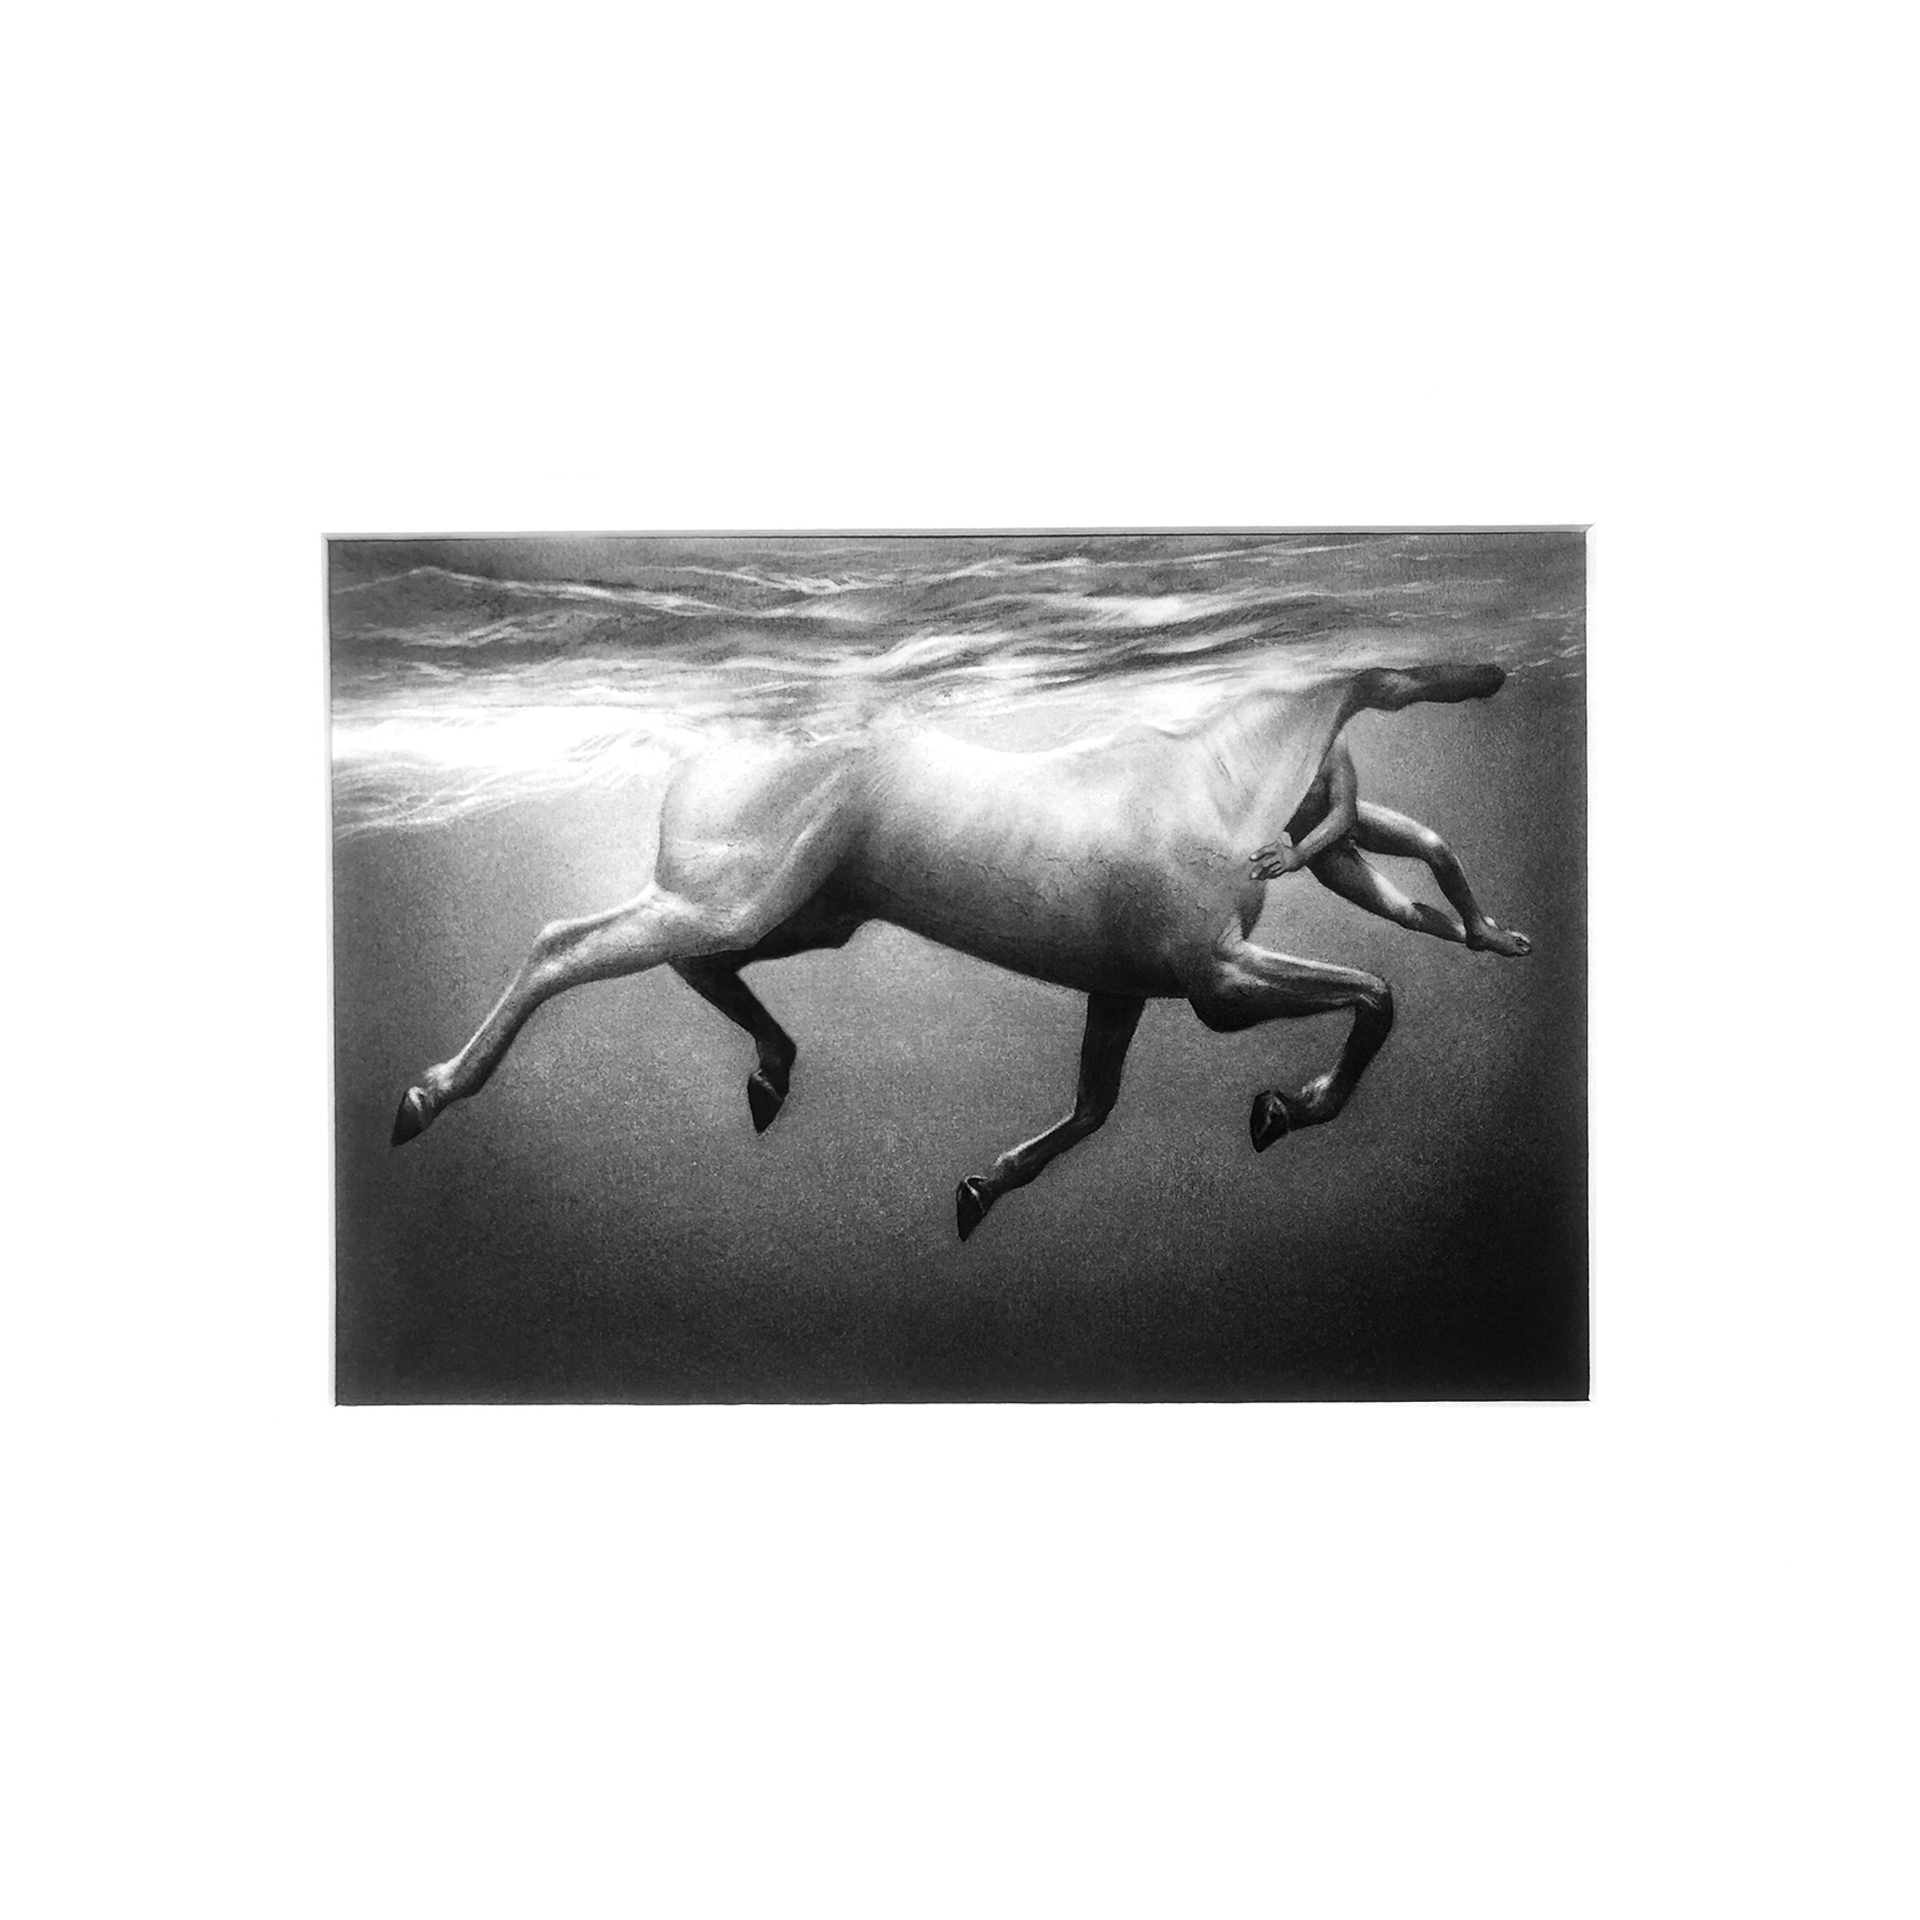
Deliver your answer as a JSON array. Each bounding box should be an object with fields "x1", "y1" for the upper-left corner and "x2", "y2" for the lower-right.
[
  {"x1": 1352, "y1": 804, "x2": 1532, "y2": 956},
  {"x1": 1309, "y1": 844, "x2": 1465, "y2": 943}
]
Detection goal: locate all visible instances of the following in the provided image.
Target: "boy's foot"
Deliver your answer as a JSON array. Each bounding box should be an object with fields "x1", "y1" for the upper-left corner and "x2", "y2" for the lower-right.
[{"x1": 1465, "y1": 920, "x2": 1532, "y2": 957}]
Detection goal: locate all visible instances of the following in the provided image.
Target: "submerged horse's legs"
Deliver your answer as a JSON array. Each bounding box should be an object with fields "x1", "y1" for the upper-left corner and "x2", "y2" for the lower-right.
[
  {"x1": 673, "y1": 958, "x2": 798, "y2": 1132},
  {"x1": 671, "y1": 909, "x2": 865, "y2": 1133},
  {"x1": 393, "y1": 741, "x2": 860, "y2": 1145},
  {"x1": 392, "y1": 883, "x2": 749, "y2": 1143},
  {"x1": 391, "y1": 876, "x2": 854, "y2": 1145},
  {"x1": 1352, "y1": 803, "x2": 1532, "y2": 956},
  {"x1": 955, "y1": 991, "x2": 1146, "y2": 1243},
  {"x1": 1184, "y1": 940, "x2": 1395, "y2": 1150}
]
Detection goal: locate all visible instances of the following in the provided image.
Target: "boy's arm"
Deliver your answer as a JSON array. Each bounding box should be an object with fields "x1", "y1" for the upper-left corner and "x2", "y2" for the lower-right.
[{"x1": 1252, "y1": 746, "x2": 1359, "y2": 879}]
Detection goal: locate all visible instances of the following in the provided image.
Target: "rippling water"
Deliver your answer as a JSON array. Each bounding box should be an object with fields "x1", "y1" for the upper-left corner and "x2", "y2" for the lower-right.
[{"x1": 329, "y1": 532, "x2": 1585, "y2": 834}]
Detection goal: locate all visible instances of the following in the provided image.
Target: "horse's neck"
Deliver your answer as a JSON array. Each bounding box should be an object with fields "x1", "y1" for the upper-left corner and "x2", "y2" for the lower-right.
[{"x1": 1190, "y1": 683, "x2": 1353, "y2": 834}]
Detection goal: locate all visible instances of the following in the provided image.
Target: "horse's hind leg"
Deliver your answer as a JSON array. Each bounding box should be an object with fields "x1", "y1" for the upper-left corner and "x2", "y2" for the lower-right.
[
  {"x1": 955, "y1": 991, "x2": 1145, "y2": 1243},
  {"x1": 392, "y1": 741, "x2": 862, "y2": 1145},
  {"x1": 674, "y1": 959, "x2": 799, "y2": 1133},
  {"x1": 390, "y1": 883, "x2": 736, "y2": 1143},
  {"x1": 1184, "y1": 939, "x2": 1395, "y2": 1151},
  {"x1": 672, "y1": 909, "x2": 863, "y2": 1133}
]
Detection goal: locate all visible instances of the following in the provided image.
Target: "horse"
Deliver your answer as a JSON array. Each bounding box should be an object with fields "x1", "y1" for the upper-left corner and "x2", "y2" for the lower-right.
[{"x1": 389, "y1": 659, "x2": 1511, "y2": 1240}]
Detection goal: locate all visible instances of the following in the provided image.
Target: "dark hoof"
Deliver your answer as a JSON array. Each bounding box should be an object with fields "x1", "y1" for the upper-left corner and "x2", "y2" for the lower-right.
[
  {"x1": 391, "y1": 1087, "x2": 431, "y2": 1147},
  {"x1": 747, "y1": 1070, "x2": 787, "y2": 1134},
  {"x1": 1250, "y1": 1090, "x2": 1299, "y2": 1152},
  {"x1": 956, "y1": 1175, "x2": 995, "y2": 1243}
]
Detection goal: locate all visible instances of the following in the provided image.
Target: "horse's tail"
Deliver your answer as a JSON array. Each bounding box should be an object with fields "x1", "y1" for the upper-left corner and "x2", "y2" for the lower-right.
[{"x1": 1355, "y1": 663, "x2": 1506, "y2": 712}]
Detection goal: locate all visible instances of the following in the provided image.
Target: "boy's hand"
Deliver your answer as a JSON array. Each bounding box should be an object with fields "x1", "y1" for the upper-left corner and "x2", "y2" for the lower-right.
[{"x1": 1250, "y1": 836, "x2": 1304, "y2": 881}]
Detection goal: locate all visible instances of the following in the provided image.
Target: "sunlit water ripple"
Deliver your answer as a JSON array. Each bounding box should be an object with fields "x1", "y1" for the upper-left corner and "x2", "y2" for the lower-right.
[{"x1": 330, "y1": 533, "x2": 1584, "y2": 835}]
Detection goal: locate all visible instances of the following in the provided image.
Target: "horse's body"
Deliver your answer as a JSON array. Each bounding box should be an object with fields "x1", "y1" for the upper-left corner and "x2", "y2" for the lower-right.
[{"x1": 392, "y1": 661, "x2": 1509, "y2": 1238}]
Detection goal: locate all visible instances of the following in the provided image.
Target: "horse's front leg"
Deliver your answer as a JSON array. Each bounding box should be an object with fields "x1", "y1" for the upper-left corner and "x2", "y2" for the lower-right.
[
  {"x1": 955, "y1": 991, "x2": 1145, "y2": 1242},
  {"x1": 1184, "y1": 938, "x2": 1395, "y2": 1150}
]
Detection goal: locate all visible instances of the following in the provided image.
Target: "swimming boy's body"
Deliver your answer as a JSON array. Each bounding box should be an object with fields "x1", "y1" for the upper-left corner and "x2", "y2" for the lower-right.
[{"x1": 1251, "y1": 738, "x2": 1532, "y2": 956}]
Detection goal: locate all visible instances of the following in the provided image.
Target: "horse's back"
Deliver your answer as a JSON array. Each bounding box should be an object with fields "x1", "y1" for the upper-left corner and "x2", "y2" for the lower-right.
[{"x1": 653, "y1": 730, "x2": 868, "y2": 902}]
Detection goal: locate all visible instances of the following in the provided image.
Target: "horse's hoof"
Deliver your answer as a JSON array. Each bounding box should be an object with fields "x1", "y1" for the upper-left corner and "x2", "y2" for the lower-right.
[
  {"x1": 391, "y1": 1087, "x2": 433, "y2": 1147},
  {"x1": 956, "y1": 1176, "x2": 995, "y2": 1243},
  {"x1": 747, "y1": 1070, "x2": 787, "y2": 1134},
  {"x1": 1250, "y1": 1090, "x2": 1297, "y2": 1152}
]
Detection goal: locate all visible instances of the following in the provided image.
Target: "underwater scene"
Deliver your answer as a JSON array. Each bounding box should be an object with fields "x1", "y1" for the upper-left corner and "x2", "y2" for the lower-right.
[{"x1": 332, "y1": 532, "x2": 1586, "y2": 1401}]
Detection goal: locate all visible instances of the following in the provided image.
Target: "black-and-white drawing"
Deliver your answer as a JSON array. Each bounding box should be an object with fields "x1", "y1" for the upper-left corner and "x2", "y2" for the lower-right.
[{"x1": 333, "y1": 532, "x2": 1586, "y2": 1402}]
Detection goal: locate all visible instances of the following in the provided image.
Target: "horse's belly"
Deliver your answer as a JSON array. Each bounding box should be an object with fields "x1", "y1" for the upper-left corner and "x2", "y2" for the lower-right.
[
  {"x1": 840, "y1": 733, "x2": 1259, "y2": 998},
  {"x1": 858, "y1": 871, "x2": 1189, "y2": 995},
  {"x1": 842, "y1": 749, "x2": 1234, "y2": 996}
]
